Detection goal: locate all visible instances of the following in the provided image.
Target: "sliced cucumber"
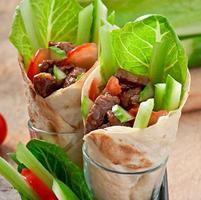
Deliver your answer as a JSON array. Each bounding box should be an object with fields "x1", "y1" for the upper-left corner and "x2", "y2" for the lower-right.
[
  {"x1": 133, "y1": 99, "x2": 154, "y2": 128},
  {"x1": 92, "y1": 0, "x2": 108, "y2": 43},
  {"x1": 50, "y1": 46, "x2": 66, "y2": 60},
  {"x1": 112, "y1": 105, "x2": 134, "y2": 123},
  {"x1": 53, "y1": 65, "x2": 66, "y2": 81},
  {"x1": 100, "y1": 24, "x2": 118, "y2": 83},
  {"x1": 154, "y1": 83, "x2": 166, "y2": 111},
  {"x1": 52, "y1": 179, "x2": 79, "y2": 200},
  {"x1": 139, "y1": 83, "x2": 154, "y2": 102},
  {"x1": 81, "y1": 95, "x2": 93, "y2": 119},
  {"x1": 162, "y1": 75, "x2": 182, "y2": 111},
  {"x1": 76, "y1": 4, "x2": 94, "y2": 45},
  {"x1": 0, "y1": 157, "x2": 38, "y2": 200},
  {"x1": 107, "y1": 11, "x2": 115, "y2": 25},
  {"x1": 16, "y1": 143, "x2": 53, "y2": 189}
]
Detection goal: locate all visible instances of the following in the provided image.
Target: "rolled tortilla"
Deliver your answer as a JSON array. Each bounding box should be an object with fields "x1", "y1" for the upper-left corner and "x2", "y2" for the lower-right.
[
  {"x1": 82, "y1": 65, "x2": 190, "y2": 200},
  {"x1": 19, "y1": 59, "x2": 96, "y2": 164}
]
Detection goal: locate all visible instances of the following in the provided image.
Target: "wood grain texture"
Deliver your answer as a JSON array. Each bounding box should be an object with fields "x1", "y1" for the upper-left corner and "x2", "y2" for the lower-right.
[{"x1": 0, "y1": 1, "x2": 201, "y2": 200}]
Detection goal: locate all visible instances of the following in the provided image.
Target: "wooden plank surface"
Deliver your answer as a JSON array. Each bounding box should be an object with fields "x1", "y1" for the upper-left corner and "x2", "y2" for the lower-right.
[{"x1": 0, "y1": 1, "x2": 201, "y2": 200}]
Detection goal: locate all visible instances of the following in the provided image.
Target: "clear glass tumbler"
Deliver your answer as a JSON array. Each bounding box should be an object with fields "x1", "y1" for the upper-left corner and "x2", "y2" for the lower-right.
[
  {"x1": 83, "y1": 142, "x2": 168, "y2": 200},
  {"x1": 28, "y1": 120, "x2": 83, "y2": 166}
]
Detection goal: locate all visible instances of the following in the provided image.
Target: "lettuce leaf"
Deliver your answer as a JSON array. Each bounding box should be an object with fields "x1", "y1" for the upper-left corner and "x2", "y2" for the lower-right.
[
  {"x1": 9, "y1": 0, "x2": 82, "y2": 68},
  {"x1": 111, "y1": 15, "x2": 188, "y2": 85}
]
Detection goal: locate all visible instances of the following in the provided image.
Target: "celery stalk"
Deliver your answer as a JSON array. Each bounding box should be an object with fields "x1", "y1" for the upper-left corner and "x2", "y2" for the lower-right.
[
  {"x1": 76, "y1": 4, "x2": 94, "y2": 45},
  {"x1": 0, "y1": 157, "x2": 38, "y2": 200},
  {"x1": 134, "y1": 99, "x2": 154, "y2": 128},
  {"x1": 16, "y1": 143, "x2": 53, "y2": 189},
  {"x1": 162, "y1": 75, "x2": 182, "y2": 111},
  {"x1": 154, "y1": 83, "x2": 166, "y2": 111}
]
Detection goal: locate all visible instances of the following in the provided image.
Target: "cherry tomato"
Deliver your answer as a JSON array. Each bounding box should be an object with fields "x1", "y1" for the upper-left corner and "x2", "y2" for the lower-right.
[
  {"x1": 21, "y1": 168, "x2": 58, "y2": 200},
  {"x1": 0, "y1": 113, "x2": 7, "y2": 144},
  {"x1": 67, "y1": 43, "x2": 97, "y2": 70},
  {"x1": 27, "y1": 48, "x2": 50, "y2": 82},
  {"x1": 104, "y1": 76, "x2": 122, "y2": 96},
  {"x1": 89, "y1": 79, "x2": 99, "y2": 101},
  {"x1": 149, "y1": 110, "x2": 168, "y2": 125}
]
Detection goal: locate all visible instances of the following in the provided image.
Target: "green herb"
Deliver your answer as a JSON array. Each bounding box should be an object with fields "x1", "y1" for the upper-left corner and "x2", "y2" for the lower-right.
[
  {"x1": 112, "y1": 105, "x2": 134, "y2": 123},
  {"x1": 111, "y1": 15, "x2": 188, "y2": 86},
  {"x1": 0, "y1": 157, "x2": 38, "y2": 200},
  {"x1": 9, "y1": 0, "x2": 82, "y2": 68},
  {"x1": 27, "y1": 139, "x2": 93, "y2": 200},
  {"x1": 134, "y1": 98, "x2": 154, "y2": 128},
  {"x1": 139, "y1": 83, "x2": 154, "y2": 102},
  {"x1": 50, "y1": 47, "x2": 66, "y2": 60},
  {"x1": 77, "y1": 4, "x2": 94, "y2": 45},
  {"x1": 52, "y1": 179, "x2": 80, "y2": 200}
]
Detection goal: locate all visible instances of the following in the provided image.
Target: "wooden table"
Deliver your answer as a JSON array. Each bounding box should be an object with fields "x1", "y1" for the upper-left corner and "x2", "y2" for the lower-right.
[{"x1": 0, "y1": 1, "x2": 201, "y2": 199}]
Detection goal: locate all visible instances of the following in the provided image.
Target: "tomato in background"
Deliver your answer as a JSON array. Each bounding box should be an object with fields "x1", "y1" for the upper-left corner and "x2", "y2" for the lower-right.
[
  {"x1": 0, "y1": 113, "x2": 7, "y2": 144},
  {"x1": 21, "y1": 168, "x2": 58, "y2": 200}
]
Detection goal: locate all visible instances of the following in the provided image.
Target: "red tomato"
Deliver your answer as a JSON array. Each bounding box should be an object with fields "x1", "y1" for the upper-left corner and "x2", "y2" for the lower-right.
[
  {"x1": 149, "y1": 110, "x2": 168, "y2": 125},
  {"x1": 27, "y1": 48, "x2": 50, "y2": 82},
  {"x1": 21, "y1": 168, "x2": 58, "y2": 200},
  {"x1": 105, "y1": 76, "x2": 122, "y2": 96},
  {"x1": 89, "y1": 79, "x2": 99, "y2": 101},
  {"x1": 67, "y1": 43, "x2": 97, "y2": 70},
  {"x1": 129, "y1": 107, "x2": 139, "y2": 117},
  {"x1": 0, "y1": 113, "x2": 7, "y2": 144}
]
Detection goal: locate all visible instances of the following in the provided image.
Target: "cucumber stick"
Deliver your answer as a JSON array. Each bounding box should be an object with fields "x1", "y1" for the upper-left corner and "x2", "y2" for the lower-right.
[
  {"x1": 81, "y1": 95, "x2": 93, "y2": 119},
  {"x1": 92, "y1": 0, "x2": 108, "y2": 43},
  {"x1": 76, "y1": 4, "x2": 94, "y2": 45},
  {"x1": 162, "y1": 75, "x2": 182, "y2": 111},
  {"x1": 52, "y1": 179, "x2": 79, "y2": 200},
  {"x1": 139, "y1": 83, "x2": 154, "y2": 102},
  {"x1": 134, "y1": 99, "x2": 154, "y2": 128},
  {"x1": 112, "y1": 105, "x2": 134, "y2": 123},
  {"x1": 53, "y1": 65, "x2": 66, "y2": 81},
  {"x1": 0, "y1": 157, "x2": 38, "y2": 200},
  {"x1": 16, "y1": 143, "x2": 54, "y2": 189},
  {"x1": 154, "y1": 83, "x2": 166, "y2": 111}
]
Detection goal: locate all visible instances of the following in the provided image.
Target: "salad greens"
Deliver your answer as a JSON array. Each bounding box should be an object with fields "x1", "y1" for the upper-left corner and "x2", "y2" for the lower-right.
[
  {"x1": 111, "y1": 15, "x2": 188, "y2": 86},
  {"x1": 27, "y1": 139, "x2": 93, "y2": 200},
  {"x1": 10, "y1": 0, "x2": 81, "y2": 67}
]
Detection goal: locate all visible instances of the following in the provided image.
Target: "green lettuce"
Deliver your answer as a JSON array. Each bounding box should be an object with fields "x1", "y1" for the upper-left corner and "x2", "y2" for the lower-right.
[
  {"x1": 111, "y1": 15, "x2": 188, "y2": 85},
  {"x1": 9, "y1": 0, "x2": 82, "y2": 68}
]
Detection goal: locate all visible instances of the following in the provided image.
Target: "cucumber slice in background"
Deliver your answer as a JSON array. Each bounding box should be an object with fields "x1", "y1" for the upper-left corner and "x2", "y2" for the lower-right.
[
  {"x1": 112, "y1": 105, "x2": 134, "y2": 123},
  {"x1": 81, "y1": 95, "x2": 93, "y2": 119},
  {"x1": 53, "y1": 65, "x2": 67, "y2": 81},
  {"x1": 133, "y1": 99, "x2": 154, "y2": 128},
  {"x1": 154, "y1": 83, "x2": 166, "y2": 111},
  {"x1": 100, "y1": 24, "x2": 118, "y2": 83},
  {"x1": 139, "y1": 83, "x2": 154, "y2": 102},
  {"x1": 92, "y1": 0, "x2": 108, "y2": 43},
  {"x1": 52, "y1": 179, "x2": 79, "y2": 200},
  {"x1": 16, "y1": 143, "x2": 53, "y2": 189},
  {"x1": 162, "y1": 75, "x2": 182, "y2": 111},
  {"x1": 76, "y1": 4, "x2": 94, "y2": 45},
  {"x1": 0, "y1": 158, "x2": 38, "y2": 200}
]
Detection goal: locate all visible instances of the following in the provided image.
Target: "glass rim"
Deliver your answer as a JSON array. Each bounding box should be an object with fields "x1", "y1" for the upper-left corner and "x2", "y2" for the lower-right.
[
  {"x1": 28, "y1": 120, "x2": 82, "y2": 135},
  {"x1": 82, "y1": 142, "x2": 168, "y2": 175}
]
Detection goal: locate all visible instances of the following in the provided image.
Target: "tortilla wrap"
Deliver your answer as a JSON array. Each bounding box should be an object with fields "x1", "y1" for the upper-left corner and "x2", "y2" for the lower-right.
[
  {"x1": 82, "y1": 65, "x2": 190, "y2": 200},
  {"x1": 19, "y1": 59, "x2": 96, "y2": 164}
]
